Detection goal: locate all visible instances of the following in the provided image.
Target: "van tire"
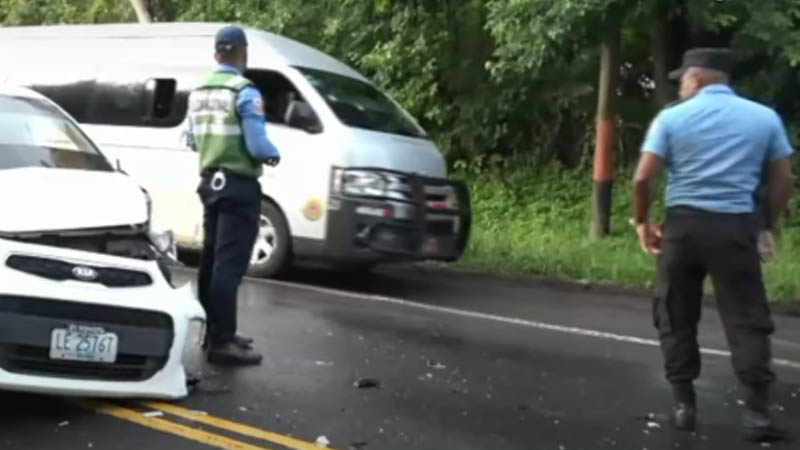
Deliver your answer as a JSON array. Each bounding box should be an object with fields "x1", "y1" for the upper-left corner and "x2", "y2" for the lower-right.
[{"x1": 247, "y1": 200, "x2": 291, "y2": 278}]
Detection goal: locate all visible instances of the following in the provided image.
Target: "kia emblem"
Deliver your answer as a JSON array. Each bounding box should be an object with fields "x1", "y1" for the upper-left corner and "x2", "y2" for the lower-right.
[{"x1": 72, "y1": 265, "x2": 98, "y2": 281}]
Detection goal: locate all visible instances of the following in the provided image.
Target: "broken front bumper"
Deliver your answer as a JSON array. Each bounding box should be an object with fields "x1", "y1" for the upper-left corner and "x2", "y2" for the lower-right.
[{"x1": 0, "y1": 237, "x2": 205, "y2": 399}]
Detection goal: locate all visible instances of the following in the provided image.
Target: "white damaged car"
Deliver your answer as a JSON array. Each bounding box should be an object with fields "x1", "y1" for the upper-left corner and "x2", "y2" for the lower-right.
[{"x1": 0, "y1": 85, "x2": 205, "y2": 399}]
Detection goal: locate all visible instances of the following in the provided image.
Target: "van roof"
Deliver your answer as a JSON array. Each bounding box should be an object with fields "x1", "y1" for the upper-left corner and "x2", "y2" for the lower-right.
[{"x1": 0, "y1": 22, "x2": 368, "y2": 81}]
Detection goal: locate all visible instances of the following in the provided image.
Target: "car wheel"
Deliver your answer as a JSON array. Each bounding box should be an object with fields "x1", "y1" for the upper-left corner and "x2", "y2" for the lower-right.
[{"x1": 247, "y1": 200, "x2": 291, "y2": 278}]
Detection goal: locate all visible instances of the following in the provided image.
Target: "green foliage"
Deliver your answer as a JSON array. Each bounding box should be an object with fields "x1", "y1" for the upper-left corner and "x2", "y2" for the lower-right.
[
  {"x1": 0, "y1": 0, "x2": 133, "y2": 25},
  {"x1": 457, "y1": 161, "x2": 800, "y2": 302}
]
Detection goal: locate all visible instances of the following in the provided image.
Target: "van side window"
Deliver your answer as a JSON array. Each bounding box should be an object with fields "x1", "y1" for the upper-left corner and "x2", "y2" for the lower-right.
[
  {"x1": 87, "y1": 80, "x2": 144, "y2": 126},
  {"x1": 28, "y1": 76, "x2": 187, "y2": 128},
  {"x1": 145, "y1": 78, "x2": 175, "y2": 119},
  {"x1": 29, "y1": 79, "x2": 95, "y2": 123},
  {"x1": 245, "y1": 69, "x2": 306, "y2": 126}
]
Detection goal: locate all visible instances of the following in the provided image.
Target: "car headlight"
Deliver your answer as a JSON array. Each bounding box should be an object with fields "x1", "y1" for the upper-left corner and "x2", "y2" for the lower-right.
[{"x1": 149, "y1": 228, "x2": 177, "y2": 259}]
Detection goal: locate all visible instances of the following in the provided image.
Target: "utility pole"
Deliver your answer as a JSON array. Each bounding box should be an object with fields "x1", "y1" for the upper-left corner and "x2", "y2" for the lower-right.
[
  {"x1": 128, "y1": 0, "x2": 152, "y2": 23},
  {"x1": 590, "y1": 12, "x2": 621, "y2": 239}
]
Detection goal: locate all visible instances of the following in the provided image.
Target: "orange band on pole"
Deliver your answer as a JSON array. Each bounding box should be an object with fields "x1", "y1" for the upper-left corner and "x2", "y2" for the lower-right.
[{"x1": 593, "y1": 119, "x2": 616, "y2": 182}]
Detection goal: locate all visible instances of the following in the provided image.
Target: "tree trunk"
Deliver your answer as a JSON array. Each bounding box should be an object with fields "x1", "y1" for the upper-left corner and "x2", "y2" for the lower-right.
[
  {"x1": 128, "y1": 0, "x2": 152, "y2": 23},
  {"x1": 590, "y1": 14, "x2": 621, "y2": 239},
  {"x1": 651, "y1": 0, "x2": 671, "y2": 108}
]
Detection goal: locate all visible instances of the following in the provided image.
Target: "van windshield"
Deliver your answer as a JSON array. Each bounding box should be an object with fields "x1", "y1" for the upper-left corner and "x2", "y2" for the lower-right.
[
  {"x1": 296, "y1": 67, "x2": 427, "y2": 139},
  {"x1": 0, "y1": 95, "x2": 113, "y2": 172}
]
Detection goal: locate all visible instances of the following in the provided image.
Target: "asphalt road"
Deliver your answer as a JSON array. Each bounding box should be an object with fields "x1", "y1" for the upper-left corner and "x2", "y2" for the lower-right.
[{"x1": 1, "y1": 264, "x2": 799, "y2": 450}]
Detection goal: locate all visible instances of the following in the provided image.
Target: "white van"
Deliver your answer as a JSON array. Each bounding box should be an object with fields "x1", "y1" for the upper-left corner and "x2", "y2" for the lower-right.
[
  {"x1": 0, "y1": 84, "x2": 205, "y2": 399},
  {"x1": 0, "y1": 22, "x2": 472, "y2": 277}
]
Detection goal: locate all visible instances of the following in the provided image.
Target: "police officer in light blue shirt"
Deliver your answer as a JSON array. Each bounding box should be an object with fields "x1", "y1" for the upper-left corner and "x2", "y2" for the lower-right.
[{"x1": 632, "y1": 48, "x2": 794, "y2": 441}]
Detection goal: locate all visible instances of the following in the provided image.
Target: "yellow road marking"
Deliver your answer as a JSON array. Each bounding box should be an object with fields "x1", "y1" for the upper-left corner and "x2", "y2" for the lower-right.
[
  {"x1": 142, "y1": 401, "x2": 328, "y2": 450},
  {"x1": 82, "y1": 400, "x2": 273, "y2": 450}
]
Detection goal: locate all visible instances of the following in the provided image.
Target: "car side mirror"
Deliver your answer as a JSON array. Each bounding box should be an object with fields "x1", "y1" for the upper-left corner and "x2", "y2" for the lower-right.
[{"x1": 284, "y1": 100, "x2": 322, "y2": 134}]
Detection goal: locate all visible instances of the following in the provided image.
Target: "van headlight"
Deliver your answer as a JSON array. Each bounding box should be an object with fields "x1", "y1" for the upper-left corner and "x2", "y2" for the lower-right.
[{"x1": 333, "y1": 169, "x2": 408, "y2": 198}]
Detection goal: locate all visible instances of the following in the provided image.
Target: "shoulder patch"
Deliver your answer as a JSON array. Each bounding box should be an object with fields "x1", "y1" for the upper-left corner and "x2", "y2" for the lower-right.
[{"x1": 252, "y1": 97, "x2": 264, "y2": 116}]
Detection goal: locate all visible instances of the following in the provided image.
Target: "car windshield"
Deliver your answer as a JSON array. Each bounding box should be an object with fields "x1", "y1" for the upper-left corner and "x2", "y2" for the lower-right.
[
  {"x1": 0, "y1": 94, "x2": 113, "y2": 171},
  {"x1": 296, "y1": 67, "x2": 427, "y2": 139}
]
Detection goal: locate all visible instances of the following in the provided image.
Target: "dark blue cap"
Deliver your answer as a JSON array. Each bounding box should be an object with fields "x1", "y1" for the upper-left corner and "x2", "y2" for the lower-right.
[
  {"x1": 215, "y1": 25, "x2": 248, "y2": 52},
  {"x1": 668, "y1": 47, "x2": 734, "y2": 80}
]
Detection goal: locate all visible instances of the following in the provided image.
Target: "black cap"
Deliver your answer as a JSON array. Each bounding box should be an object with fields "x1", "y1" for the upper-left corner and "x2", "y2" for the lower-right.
[
  {"x1": 215, "y1": 25, "x2": 248, "y2": 52},
  {"x1": 668, "y1": 47, "x2": 734, "y2": 80}
]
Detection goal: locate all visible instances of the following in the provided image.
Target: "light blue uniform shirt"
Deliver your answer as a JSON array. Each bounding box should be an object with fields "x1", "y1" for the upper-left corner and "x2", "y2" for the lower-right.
[
  {"x1": 642, "y1": 84, "x2": 795, "y2": 214},
  {"x1": 187, "y1": 64, "x2": 280, "y2": 161}
]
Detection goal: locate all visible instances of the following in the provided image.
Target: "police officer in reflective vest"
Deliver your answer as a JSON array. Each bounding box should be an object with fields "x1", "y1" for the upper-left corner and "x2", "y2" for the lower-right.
[
  {"x1": 186, "y1": 25, "x2": 280, "y2": 366},
  {"x1": 633, "y1": 48, "x2": 794, "y2": 441}
]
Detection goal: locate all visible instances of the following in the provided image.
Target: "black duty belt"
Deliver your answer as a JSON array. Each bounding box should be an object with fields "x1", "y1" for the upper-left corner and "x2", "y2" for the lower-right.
[{"x1": 200, "y1": 167, "x2": 257, "y2": 180}]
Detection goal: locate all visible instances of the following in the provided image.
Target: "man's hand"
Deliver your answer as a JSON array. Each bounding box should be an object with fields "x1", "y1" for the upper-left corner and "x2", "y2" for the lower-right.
[
  {"x1": 757, "y1": 229, "x2": 778, "y2": 262},
  {"x1": 636, "y1": 222, "x2": 663, "y2": 255}
]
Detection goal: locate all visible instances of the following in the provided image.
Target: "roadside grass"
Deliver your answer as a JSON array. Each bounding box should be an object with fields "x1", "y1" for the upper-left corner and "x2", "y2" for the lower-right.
[{"x1": 452, "y1": 163, "x2": 800, "y2": 303}]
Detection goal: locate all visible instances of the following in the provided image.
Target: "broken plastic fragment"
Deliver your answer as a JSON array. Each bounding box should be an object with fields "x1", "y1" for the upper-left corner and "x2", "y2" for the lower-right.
[
  {"x1": 646, "y1": 421, "x2": 661, "y2": 429},
  {"x1": 354, "y1": 378, "x2": 381, "y2": 389},
  {"x1": 315, "y1": 435, "x2": 330, "y2": 447},
  {"x1": 143, "y1": 411, "x2": 164, "y2": 418},
  {"x1": 426, "y1": 359, "x2": 446, "y2": 370}
]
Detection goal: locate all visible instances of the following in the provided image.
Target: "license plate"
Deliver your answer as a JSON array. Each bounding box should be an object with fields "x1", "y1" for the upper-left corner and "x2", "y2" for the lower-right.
[
  {"x1": 50, "y1": 325, "x2": 118, "y2": 363},
  {"x1": 422, "y1": 238, "x2": 439, "y2": 254}
]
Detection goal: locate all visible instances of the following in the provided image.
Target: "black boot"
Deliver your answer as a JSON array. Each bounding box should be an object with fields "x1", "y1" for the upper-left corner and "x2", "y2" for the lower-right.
[
  {"x1": 207, "y1": 341, "x2": 263, "y2": 366},
  {"x1": 742, "y1": 385, "x2": 789, "y2": 442},
  {"x1": 233, "y1": 334, "x2": 254, "y2": 349},
  {"x1": 671, "y1": 382, "x2": 697, "y2": 431}
]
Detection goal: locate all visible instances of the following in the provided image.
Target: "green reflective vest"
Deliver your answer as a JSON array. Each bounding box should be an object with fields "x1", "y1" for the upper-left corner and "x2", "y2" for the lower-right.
[{"x1": 188, "y1": 71, "x2": 262, "y2": 178}]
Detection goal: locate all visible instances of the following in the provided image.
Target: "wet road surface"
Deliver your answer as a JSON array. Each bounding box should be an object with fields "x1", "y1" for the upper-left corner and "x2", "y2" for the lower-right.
[{"x1": 2, "y1": 264, "x2": 799, "y2": 449}]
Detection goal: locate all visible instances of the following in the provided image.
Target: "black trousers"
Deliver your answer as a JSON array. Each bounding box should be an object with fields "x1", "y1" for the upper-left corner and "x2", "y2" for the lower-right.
[
  {"x1": 655, "y1": 206, "x2": 776, "y2": 389},
  {"x1": 196, "y1": 170, "x2": 261, "y2": 344}
]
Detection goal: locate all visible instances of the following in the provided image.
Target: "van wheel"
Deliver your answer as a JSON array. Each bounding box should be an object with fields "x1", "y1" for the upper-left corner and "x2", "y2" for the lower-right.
[{"x1": 247, "y1": 201, "x2": 291, "y2": 278}]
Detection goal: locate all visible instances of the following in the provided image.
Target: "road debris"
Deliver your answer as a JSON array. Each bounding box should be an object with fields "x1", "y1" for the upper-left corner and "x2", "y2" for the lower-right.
[
  {"x1": 58, "y1": 421, "x2": 69, "y2": 427},
  {"x1": 354, "y1": 378, "x2": 381, "y2": 389},
  {"x1": 315, "y1": 361, "x2": 334, "y2": 367},
  {"x1": 426, "y1": 359, "x2": 446, "y2": 370},
  {"x1": 143, "y1": 411, "x2": 164, "y2": 418},
  {"x1": 238, "y1": 406, "x2": 248, "y2": 412},
  {"x1": 646, "y1": 421, "x2": 661, "y2": 429},
  {"x1": 349, "y1": 441, "x2": 368, "y2": 449},
  {"x1": 315, "y1": 435, "x2": 330, "y2": 447}
]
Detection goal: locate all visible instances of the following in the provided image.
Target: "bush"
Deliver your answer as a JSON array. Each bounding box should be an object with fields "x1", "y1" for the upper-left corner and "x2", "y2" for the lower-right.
[{"x1": 454, "y1": 161, "x2": 800, "y2": 302}]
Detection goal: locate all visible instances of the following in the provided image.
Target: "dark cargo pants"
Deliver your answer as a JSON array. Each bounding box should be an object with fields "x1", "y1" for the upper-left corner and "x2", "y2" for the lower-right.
[
  {"x1": 196, "y1": 169, "x2": 261, "y2": 345},
  {"x1": 654, "y1": 206, "x2": 776, "y2": 390}
]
